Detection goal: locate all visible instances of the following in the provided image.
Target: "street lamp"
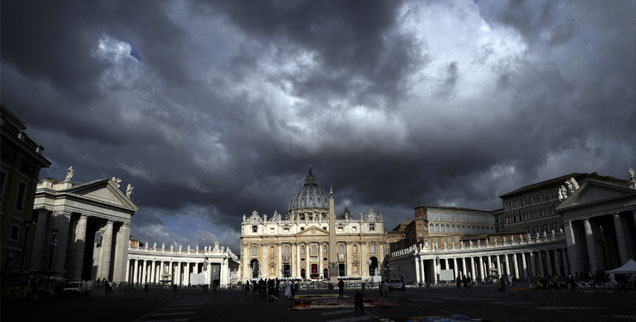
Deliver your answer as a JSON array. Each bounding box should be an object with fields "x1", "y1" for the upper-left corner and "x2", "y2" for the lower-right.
[{"x1": 46, "y1": 229, "x2": 58, "y2": 288}]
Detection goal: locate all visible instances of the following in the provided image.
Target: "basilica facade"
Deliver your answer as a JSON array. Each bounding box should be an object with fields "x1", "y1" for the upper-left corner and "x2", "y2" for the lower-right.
[{"x1": 239, "y1": 168, "x2": 387, "y2": 281}]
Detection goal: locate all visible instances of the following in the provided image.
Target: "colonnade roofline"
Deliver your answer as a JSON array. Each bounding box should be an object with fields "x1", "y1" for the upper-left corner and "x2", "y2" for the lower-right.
[
  {"x1": 128, "y1": 243, "x2": 239, "y2": 262},
  {"x1": 391, "y1": 231, "x2": 566, "y2": 259}
]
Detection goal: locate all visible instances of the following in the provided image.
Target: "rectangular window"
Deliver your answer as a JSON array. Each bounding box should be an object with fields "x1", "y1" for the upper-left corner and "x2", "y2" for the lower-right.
[
  {"x1": 369, "y1": 223, "x2": 375, "y2": 231},
  {"x1": 9, "y1": 224, "x2": 20, "y2": 242},
  {"x1": 270, "y1": 227, "x2": 274, "y2": 233},
  {"x1": 337, "y1": 227, "x2": 343, "y2": 232},
  {"x1": 352, "y1": 226, "x2": 357, "y2": 232},
  {"x1": 300, "y1": 227, "x2": 305, "y2": 231},
  {"x1": 283, "y1": 228, "x2": 289, "y2": 233},
  {"x1": 15, "y1": 182, "x2": 26, "y2": 211},
  {"x1": 252, "y1": 225, "x2": 258, "y2": 233}
]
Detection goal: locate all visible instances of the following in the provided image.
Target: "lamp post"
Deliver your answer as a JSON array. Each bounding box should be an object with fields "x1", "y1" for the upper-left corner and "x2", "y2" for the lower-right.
[{"x1": 46, "y1": 229, "x2": 58, "y2": 288}]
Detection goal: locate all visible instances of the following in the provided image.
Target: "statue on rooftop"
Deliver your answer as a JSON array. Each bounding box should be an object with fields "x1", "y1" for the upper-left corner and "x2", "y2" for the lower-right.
[
  {"x1": 64, "y1": 166, "x2": 74, "y2": 182},
  {"x1": 126, "y1": 184, "x2": 134, "y2": 198}
]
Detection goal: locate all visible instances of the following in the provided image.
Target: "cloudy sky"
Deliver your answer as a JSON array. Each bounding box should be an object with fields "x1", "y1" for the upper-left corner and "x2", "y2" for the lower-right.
[{"x1": 2, "y1": 0, "x2": 634, "y2": 252}]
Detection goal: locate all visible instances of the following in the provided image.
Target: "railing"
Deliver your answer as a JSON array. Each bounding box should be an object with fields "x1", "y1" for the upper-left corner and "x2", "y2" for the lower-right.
[{"x1": 391, "y1": 230, "x2": 566, "y2": 258}]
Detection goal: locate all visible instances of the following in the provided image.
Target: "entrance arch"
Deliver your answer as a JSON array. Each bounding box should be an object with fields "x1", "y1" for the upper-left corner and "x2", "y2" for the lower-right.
[
  {"x1": 250, "y1": 259, "x2": 259, "y2": 278},
  {"x1": 369, "y1": 257, "x2": 378, "y2": 276}
]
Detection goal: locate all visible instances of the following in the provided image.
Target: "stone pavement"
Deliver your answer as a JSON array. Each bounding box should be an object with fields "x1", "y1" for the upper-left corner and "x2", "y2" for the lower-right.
[{"x1": 3, "y1": 285, "x2": 636, "y2": 322}]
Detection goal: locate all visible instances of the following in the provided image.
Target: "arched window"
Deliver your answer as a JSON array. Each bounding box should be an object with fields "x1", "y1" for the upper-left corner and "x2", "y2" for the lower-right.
[
  {"x1": 430, "y1": 223, "x2": 434, "y2": 231},
  {"x1": 435, "y1": 224, "x2": 440, "y2": 232},
  {"x1": 284, "y1": 245, "x2": 290, "y2": 255},
  {"x1": 451, "y1": 225, "x2": 455, "y2": 232},
  {"x1": 339, "y1": 244, "x2": 344, "y2": 254},
  {"x1": 370, "y1": 243, "x2": 376, "y2": 254},
  {"x1": 353, "y1": 245, "x2": 358, "y2": 253},
  {"x1": 323, "y1": 245, "x2": 327, "y2": 254},
  {"x1": 312, "y1": 245, "x2": 317, "y2": 255},
  {"x1": 252, "y1": 246, "x2": 257, "y2": 256},
  {"x1": 301, "y1": 246, "x2": 305, "y2": 255}
]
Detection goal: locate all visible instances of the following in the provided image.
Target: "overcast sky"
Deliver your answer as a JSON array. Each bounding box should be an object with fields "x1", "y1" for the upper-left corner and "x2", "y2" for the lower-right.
[{"x1": 2, "y1": 0, "x2": 634, "y2": 253}]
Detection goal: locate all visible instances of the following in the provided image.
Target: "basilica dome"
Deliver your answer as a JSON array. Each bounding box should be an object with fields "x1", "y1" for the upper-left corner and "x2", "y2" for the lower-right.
[{"x1": 288, "y1": 168, "x2": 329, "y2": 213}]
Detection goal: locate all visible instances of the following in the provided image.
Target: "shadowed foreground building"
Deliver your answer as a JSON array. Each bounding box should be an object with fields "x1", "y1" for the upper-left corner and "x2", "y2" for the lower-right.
[
  {"x1": 0, "y1": 105, "x2": 51, "y2": 273},
  {"x1": 30, "y1": 170, "x2": 138, "y2": 283}
]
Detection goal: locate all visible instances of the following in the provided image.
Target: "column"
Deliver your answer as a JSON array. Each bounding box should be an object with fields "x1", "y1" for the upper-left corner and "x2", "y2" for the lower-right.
[
  {"x1": 133, "y1": 259, "x2": 139, "y2": 283},
  {"x1": 142, "y1": 260, "x2": 148, "y2": 284},
  {"x1": 545, "y1": 250, "x2": 553, "y2": 276},
  {"x1": 552, "y1": 250, "x2": 560, "y2": 276},
  {"x1": 433, "y1": 258, "x2": 439, "y2": 284},
  {"x1": 613, "y1": 214, "x2": 629, "y2": 265},
  {"x1": 30, "y1": 210, "x2": 49, "y2": 270},
  {"x1": 478, "y1": 256, "x2": 484, "y2": 282},
  {"x1": 521, "y1": 253, "x2": 528, "y2": 279},
  {"x1": 496, "y1": 255, "x2": 501, "y2": 277},
  {"x1": 296, "y1": 243, "x2": 301, "y2": 278},
  {"x1": 444, "y1": 258, "x2": 449, "y2": 271},
  {"x1": 151, "y1": 261, "x2": 156, "y2": 283},
  {"x1": 100, "y1": 220, "x2": 114, "y2": 280},
  {"x1": 278, "y1": 243, "x2": 282, "y2": 278},
  {"x1": 470, "y1": 257, "x2": 476, "y2": 281},
  {"x1": 564, "y1": 220, "x2": 580, "y2": 274},
  {"x1": 305, "y1": 245, "x2": 310, "y2": 279},
  {"x1": 220, "y1": 258, "x2": 228, "y2": 287},
  {"x1": 125, "y1": 259, "x2": 130, "y2": 282},
  {"x1": 512, "y1": 253, "x2": 519, "y2": 279},
  {"x1": 561, "y1": 249, "x2": 570, "y2": 275},
  {"x1": 414, "y1": 256, "x2": 421, "y2": 284},
  {"x1": 176, "y1": 262, "x2": 182, "y2": 286},
  {"x1": 70, "y1": 215, "x2": 88, "y2": 280},
  {"x1": 504, "y1": 254, "x2": 510, "y2": 276},
  {"x1": 51, "y1": 212, "x2": 71, "y2": 279},
  {"x1": 529, "y1": 253, "x2": 536, "y2": 278},
  {"x1": 185, "y1": 262, "x2": 190, "y2": 286},
  {"x1": 462, "y1": 257, "x2": 467, "y2": 277},
  {"x1": 584, "y1": 218, "x2": 599, "y2": 273},
  {"x1": 453, "y1": 258, "x2": 458, "y2": 278},
  {"x1": 113, "y1": 222, "x2": 130, "y2": 282},
  {"x1": 538, "y1": 251, "x2": 545, "y2": 277}
]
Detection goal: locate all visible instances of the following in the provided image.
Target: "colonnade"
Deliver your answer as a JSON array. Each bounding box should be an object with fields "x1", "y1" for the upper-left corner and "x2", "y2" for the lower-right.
[
  {"x1": 412, "y1": 248, "x2": 570, "y2": 285},
  {"x1": 126, "y1": 259, "x2": 224, "y2": 286},
  {"x1": 564, "y1": 210, "x2": 636, "y2": 275}
]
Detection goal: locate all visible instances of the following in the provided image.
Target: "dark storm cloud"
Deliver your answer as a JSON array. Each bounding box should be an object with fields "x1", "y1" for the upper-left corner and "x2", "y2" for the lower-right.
[{"x1": 1, "y1": 0, "x2": 634, "y2": 251}]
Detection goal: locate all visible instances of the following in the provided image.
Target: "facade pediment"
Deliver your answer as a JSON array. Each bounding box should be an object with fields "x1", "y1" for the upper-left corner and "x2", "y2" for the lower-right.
[
  {"x1": 297, "y1": 226, "x2": 329, "y2": 236},
  {"x1": 69, "y1": 179, "x2": 139, "y2": 212},
  {"x1": 556, "y1": 180, "x2": 636, "y2": 211}
]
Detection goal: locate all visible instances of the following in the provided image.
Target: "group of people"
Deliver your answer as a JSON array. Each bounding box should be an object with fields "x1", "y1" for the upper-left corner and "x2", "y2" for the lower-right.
[
  {"x1": 243, "y1": 278, "x2": 299, "y2": 300},
  {"x1": 455, "y1": 274, "x2": 473, "y2": 288}
]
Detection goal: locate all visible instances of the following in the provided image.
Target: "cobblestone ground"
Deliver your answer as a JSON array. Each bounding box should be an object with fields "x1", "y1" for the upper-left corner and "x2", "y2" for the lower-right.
[{"x1": 3, "y1": 285, "x2": 636, "y2": 322}]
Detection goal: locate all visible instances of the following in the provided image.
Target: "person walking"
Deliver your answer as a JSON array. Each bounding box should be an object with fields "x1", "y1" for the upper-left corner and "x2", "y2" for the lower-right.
[
  {"x1": 284, "y1": 280, "x2": 291, "y2": 299},
  {"x1": 337, "y1": 279, "x2": 344, "y2": 299},
  {"x1": 354, "y1": 289, "x2": 364, "y2": 313}
]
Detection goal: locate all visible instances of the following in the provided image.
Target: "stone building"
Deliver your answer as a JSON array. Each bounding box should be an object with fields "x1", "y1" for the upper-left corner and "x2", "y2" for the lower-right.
[
  {"x1": 386, "y1": 170, "x2": 635, "y2": 284},
  {"x1": 30, "y1": 171, "x2": 138, "y2": 282},
  {"x1": 127, "y1": 239, "x2": 240, "y2": 288},
  {"x1": 498, "y1": 172, "x2": 627, "y2": 234},
  {"x1": 557, "y1": 173, "x2": 636, "y2": 274},
  {"x1": 387, "y1": 206, "x2": 495, "y2": 252},
  {"x1": 239, "y1": 168, "x2": 387, "y2": 282},
  {"x1": 0, "y1": 105, "x2": 51, "y2": 272}
]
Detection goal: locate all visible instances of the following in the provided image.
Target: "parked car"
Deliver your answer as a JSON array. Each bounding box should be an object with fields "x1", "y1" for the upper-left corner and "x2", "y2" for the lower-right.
[
  {"x1": 62, "y1": 281, "x2": 89, "y2": 295},
  {"x1": 388, "y1": 279, "x2": 405, "y2": 291}
]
